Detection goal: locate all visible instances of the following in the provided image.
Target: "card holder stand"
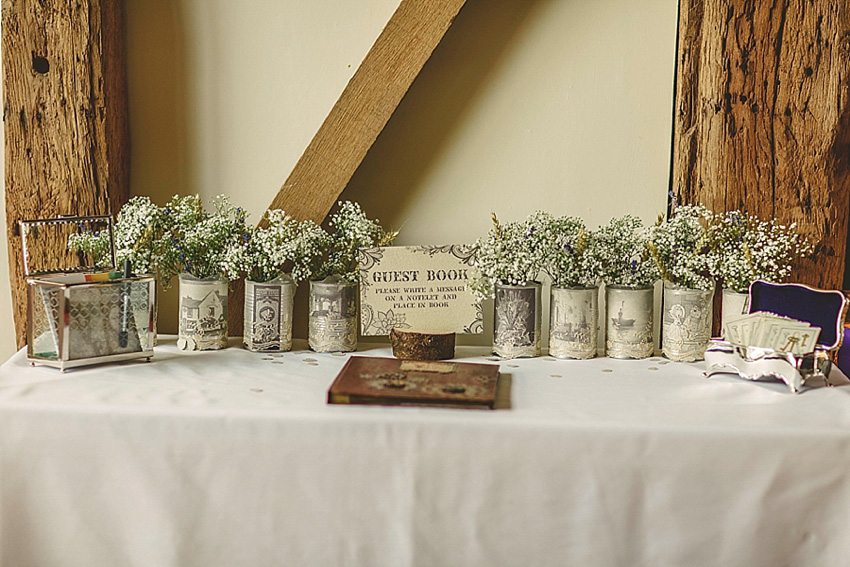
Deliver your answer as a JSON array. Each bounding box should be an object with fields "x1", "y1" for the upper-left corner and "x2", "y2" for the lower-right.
[
  {"x1": 705, "y1": 281, "x2": 848, "y2": 393},
  {"x1": 20, "y1": 215, "x2": 156, "y2": 371},
  {"x1": 704, "y1": 342, "x2": 839, "y2": 393}
]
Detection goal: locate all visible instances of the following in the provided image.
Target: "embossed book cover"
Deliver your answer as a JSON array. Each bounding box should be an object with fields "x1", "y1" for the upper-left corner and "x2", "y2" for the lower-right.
[{"x1": 328, "y1": 356, "x2": 501, "y2": 409}]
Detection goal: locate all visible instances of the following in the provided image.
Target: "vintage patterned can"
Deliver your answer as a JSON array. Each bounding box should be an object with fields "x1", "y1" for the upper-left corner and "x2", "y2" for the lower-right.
[
  {"x1": 177, "y1": 273, "x2": 228, "y2": 351},
  {"x1": 605, "y1": 285, "x2": 654, "y2": 359},
  {"x1": 244, "y1": 275, "x2": 296, "y2": 352},
  {"x1": 493, "y1": 281, "x2": 542, "y2": 359},
  {"x1": 549, "y1": 285, "x2": 598, "y2": 359},
  {"x1": 720, "y1": 288, "x2": 749, "y2": 340},
  {"x1": 662, "y1": 281, "x2": 714, "y2": 362},
  {"x1": 309, "y1": 277, "x2": 358, "y2": 352}
]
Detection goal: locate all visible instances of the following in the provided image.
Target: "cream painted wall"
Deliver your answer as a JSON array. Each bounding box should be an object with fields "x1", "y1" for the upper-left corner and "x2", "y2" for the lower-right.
[
  {"x1": 0, "y1": 0, "x2": 678, "y2": 357},
  {"x1": 345, "y1": 0, "x2": 677, "y2": 243},
  {"x1": 125, "y1": 0, "x2": 403, "y2": 219},
  {"x1": 342, "y1": 0, "x2": 678, "y2": 345}
]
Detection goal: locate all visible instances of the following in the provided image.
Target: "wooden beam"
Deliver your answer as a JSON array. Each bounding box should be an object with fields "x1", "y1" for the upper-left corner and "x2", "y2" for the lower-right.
[
  {"x1": 3, "y1": 0, "x2": 130, "y2": 347},
  {"x1": 266, "y1": 0, "x2": 467, "y2": 224},
  {"x1": 672, "y1": 0, "x2": 850, "y2": 290}
]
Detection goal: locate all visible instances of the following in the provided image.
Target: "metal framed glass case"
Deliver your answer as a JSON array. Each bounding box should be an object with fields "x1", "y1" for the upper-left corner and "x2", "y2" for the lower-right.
[{"x1": 21, "y1": 215, "x2": 156, "y2": 370}]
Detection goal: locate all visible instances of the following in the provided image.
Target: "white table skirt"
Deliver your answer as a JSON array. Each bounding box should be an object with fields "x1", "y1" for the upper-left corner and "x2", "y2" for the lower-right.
[{"x1": 2, "y1": 338, "x2": 850, "y2": 567}]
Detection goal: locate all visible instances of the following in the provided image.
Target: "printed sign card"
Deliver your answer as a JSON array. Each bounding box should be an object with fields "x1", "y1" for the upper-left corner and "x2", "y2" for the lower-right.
[{"x1": 358, "y1": 245, "x2": 482, "y2": 336}]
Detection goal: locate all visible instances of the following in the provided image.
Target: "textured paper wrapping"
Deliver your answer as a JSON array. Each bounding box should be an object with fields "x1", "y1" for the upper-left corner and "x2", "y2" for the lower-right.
[{"x1": 359, "y1": 246, "x2": 482, "y2": 336}]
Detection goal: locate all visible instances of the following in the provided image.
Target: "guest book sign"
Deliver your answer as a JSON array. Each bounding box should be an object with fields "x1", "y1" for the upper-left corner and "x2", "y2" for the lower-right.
[{"x1": 358, "y1": 245, "x2": 482, "y2": 335}]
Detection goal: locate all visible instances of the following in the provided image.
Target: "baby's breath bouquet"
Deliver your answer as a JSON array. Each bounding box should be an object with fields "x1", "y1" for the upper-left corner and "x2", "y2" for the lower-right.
[
  {"x1": 532, "y1": 211, "x2": 600, "y2": 288},
  {"x1": 648, "y1": 204, "x2": 714, "y2": 291},
  {"x1": 592, "y1": 215, "x2": 659, "y2": 288},
  {"x1": 310, "y1": 201, "x2": 397, "y2": 282},
  {"x1": 67, "y1": 196, "x2": 169, "y2": 276},
  {"x1": 222, "y1": 209, "x2": 328, "y2": 284},
  {"x1": 469, "y1": 212, "x2": 548, "y2": 300},
  {"x1": 114, "y1": 196, "x2": 170, "y2": 276},
  {"x1": 158, "y1": 194, "x2": 251, "y2": 283},
  {"x1": 706, "y1": 210, "x2": 813, "y2": 293}
]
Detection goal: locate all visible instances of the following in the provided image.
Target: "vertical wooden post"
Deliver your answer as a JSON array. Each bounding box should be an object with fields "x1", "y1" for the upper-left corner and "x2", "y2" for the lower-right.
[
  {"x1": 3, "y1": 0, "x2": 129, "y2": 347},
  {"x1": 672, "y1": 0, "x2": 850, "y2": 290}
]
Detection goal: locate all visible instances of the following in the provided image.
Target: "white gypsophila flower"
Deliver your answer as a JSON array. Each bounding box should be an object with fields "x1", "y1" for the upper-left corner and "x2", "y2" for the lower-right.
[
  {"x1": 593, "y1": 215, "x2": 660, "y2": 288},
  {"x1": 157, "y1": 194, "x2": 251, "y2": 282},
  {"x1": 469, "y1": 212, "x2": 549, "y2": 299},
  {"x1": 704, "y1": 210, "x2": 814, "y2": 292},
  {"x1": 528, "y1": 211, "x2": 600, "y2": 288},
  {"x1": 648, "y1": 204, "x2": 714, "y2": 291},
  {"x1": 112, "y1": 196, "x2": 169, "y2": 276},
  {"x1": 312, "y1": 201, "x2": 396, "y2": 282},
  {"x1": 227, "y1": 210, "x2": 329, "y2": 283}
]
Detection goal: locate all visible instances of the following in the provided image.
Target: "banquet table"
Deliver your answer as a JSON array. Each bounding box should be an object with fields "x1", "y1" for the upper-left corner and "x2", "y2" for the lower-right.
[{"x1": 2, "y1": 338, "x2": 850, "y2": 567}]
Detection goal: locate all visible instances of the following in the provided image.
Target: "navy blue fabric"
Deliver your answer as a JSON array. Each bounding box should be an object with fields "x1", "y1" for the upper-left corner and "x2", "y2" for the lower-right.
[{"x1": 748, "y1": 281, "x2": 846, "y2": 348}]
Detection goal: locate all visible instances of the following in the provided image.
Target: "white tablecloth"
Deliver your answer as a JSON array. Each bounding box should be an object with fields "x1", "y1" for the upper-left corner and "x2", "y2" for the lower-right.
[{"x1": 2, "y1": 338, "x2": 850, "y2": 567}]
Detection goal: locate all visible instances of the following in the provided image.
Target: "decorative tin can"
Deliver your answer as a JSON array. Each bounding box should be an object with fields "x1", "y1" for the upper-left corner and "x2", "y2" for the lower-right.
[
  {"x1": 605, "y1": 285, "x2": 654, "y2": 359},
  {"x1": 493, "y1": 281, "x2": 542, "y2": 359},
  {"x1": 244, "y1": 276, "x2": 295, "y2": 352},
  {"x1": 549, "y1": 285, "x2": 598, "y2": 359},
  {"x1": 177, "y1": 273, "x2": 228, "y2": 351},
  {"x1": 309, "y1": 277, "x2": 358, "y2": 352},
  {"x1": 21, "y1": 215, "x2": 156, "y2": 370},
  {"x1": 720, "y1": 288, "x2": 749, "y2": 339},
  {"x1": 662, "y1": 281, "x2": 714, "y2": 362}
]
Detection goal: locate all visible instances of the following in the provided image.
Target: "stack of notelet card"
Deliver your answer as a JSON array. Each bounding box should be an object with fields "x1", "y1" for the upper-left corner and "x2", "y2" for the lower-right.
[{"x1": 723, "y1": 311, "x2": 821, "y2": 355}]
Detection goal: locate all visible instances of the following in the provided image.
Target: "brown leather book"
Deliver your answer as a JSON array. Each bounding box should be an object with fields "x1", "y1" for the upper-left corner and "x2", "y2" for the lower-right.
[{"x1": 327, "y1": 356, "x2": 501, "y2": 409}]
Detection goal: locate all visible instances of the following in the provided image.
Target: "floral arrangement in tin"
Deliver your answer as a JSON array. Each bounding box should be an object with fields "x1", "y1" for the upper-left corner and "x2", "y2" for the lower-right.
[
  {"x1": 222, "y1": 209, "x2": 327, "y2": 284},
  {"x1": 647, "y1": 204, "x2": 714, "y2": 291},
  {"x1": 705, "y1": 210, "x2": 814, "y2": 293},
  {"x1": 469, "y1": 212, "x2": 549, "y2": 299},
  {"x1": 156, "y1": 194, "x2": 251, "y2": 283},
  {"x1": 69, "y1": 195, "x2": 250, "y2": 283},
  {"x1": 310, "y1": 201, "x2": 397, "y2": 283},
  {"x1": 531, "y1": 212, "x2": 601, "y2": 288},
  {"x1": 113, "y1": 196, "x2": 171, "y2": 276},
  {"x1": 70, "y1": 196, "x2": 814, "y2": 298},
  {"x1": 592, "y1": 214, "x2": 660, "y2": 288}
]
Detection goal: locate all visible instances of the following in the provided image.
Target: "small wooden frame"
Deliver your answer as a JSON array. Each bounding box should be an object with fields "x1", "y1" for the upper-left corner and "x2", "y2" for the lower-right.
[{"x1": 390, "y1": 328, "x2": 456, "y2": 360}]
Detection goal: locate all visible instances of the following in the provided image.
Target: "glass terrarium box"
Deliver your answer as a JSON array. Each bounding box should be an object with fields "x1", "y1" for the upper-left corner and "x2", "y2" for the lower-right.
[{"x1": 20, "y1": 215, "x2": 156, "y2": 370}]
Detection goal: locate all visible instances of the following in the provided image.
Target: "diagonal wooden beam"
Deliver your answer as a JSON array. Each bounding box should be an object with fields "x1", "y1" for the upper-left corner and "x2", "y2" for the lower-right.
[
  {"x1": 3, "y1": 0, "x2": 130, "y2": 347},
  {"x1": 266, "y1": 0, "x2": 467, "y2": 224}
]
